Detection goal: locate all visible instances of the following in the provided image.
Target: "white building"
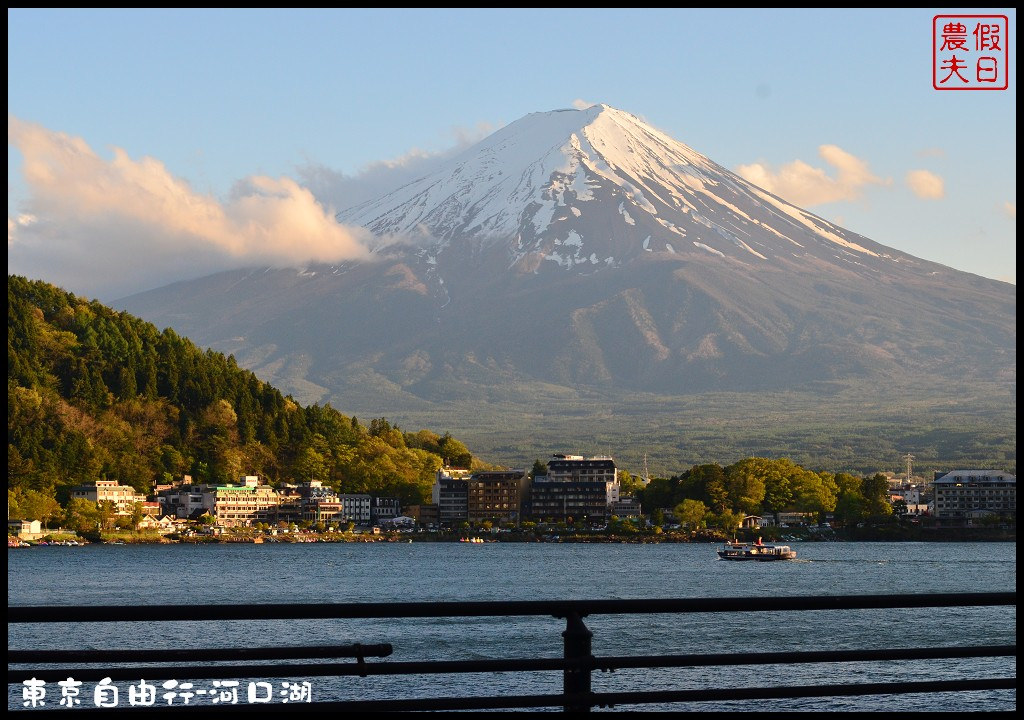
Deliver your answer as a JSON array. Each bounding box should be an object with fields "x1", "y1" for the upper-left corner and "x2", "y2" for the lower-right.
[
  {"x1": 337, "y1": 494, "x2": 372, "y2": 525},
  {"x1": 71, "y1": 480, "x2": 146, "y2": 515}
]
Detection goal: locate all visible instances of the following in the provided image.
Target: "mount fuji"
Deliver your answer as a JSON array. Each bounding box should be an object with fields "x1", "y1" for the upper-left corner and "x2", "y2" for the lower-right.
[{"x1": 118, "y1": 104, "x2": 1015, "y2": 470}]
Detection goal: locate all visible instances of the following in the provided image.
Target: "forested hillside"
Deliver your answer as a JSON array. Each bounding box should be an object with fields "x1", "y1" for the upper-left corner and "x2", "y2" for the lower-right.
[{"x1": 8, "y1": 275, "x2": 476, "y2": 517}]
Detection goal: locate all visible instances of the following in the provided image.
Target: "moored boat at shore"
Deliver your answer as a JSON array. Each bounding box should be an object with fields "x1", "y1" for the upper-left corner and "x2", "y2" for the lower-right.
[{"x1": 717, "y1": 537, "x2": 796, "y2": 561}]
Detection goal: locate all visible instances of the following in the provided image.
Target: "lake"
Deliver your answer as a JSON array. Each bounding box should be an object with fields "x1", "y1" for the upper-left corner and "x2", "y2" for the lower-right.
[{"x1": 8, "y1": 541, "x2": 1017, "y2": 712}]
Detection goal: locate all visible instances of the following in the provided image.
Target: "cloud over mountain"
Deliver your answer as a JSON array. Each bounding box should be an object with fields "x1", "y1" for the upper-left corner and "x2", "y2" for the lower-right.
[
  {"x1": 8, "y1": 115, "x2": 373, "y2": 299},
  {"x1": 735, "y1": 145, "x2": 889, "y2": 207}
]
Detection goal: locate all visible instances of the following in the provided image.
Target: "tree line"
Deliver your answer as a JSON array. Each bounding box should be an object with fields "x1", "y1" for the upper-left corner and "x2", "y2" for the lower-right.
[{"x1": 626, "y1": 457, "x2": 893, "y2": 530}]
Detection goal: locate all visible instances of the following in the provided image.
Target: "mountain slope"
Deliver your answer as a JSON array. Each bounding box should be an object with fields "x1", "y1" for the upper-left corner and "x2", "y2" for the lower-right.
[{"x1": 117, "y1": 104, "x2": 1016, "y2": 471}]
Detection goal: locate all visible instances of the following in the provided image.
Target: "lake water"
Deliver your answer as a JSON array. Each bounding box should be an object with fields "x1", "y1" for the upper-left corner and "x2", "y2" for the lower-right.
[{"x1": 8, "y1": 541, "x2": 1017, "y2": 712}]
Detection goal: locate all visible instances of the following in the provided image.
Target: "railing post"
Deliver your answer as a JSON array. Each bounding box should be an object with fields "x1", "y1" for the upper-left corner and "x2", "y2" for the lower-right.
[{"x1": 562, "y1": 611, "x2": 593, "y2": 712}]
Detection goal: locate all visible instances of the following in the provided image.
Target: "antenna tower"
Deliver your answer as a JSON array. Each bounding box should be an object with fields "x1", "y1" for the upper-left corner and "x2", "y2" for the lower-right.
[{"x1": 903, "y1": 453, "x2": 915, "y2": 485}]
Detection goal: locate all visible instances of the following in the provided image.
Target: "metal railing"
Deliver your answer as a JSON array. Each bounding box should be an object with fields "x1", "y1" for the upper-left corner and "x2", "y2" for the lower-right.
[{"x1": 8, "y1": 592, "x2": 1016, "y2": 712}]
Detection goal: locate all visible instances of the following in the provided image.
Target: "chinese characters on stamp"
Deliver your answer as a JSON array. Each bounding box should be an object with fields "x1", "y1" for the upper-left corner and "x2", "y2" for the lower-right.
[{"x1": 934, "y1": 15, "x2": 1009, "y2": 90}]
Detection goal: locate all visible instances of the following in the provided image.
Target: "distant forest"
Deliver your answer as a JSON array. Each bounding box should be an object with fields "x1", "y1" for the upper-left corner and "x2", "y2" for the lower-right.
[{"x1": 8, "y1": 275, "x2": 479, "y2": 515}]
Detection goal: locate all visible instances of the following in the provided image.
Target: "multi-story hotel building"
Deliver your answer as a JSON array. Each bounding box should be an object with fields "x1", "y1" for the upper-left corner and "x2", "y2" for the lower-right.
[
  {"x1": 433, "y1": 467, "x2": 471, "y2": 528},
  {"x1": 158, "y1": 476, "x2": 278, "y2": 527},
  {"x1": 337, "y1": 494, "x2": 373, "y2": 525},
  {"x1": 71, "y1": 480, "x2": 146, "y2": 516},
  {"x1": 466, "y1": 470, "x2": 529, "y2": 525},
  {"x1": 932, "y1": 470, "x2": 1016, "y2": 523},
  {"x1": 528, "y1": 455, "x2": 619, "y2": 524}
]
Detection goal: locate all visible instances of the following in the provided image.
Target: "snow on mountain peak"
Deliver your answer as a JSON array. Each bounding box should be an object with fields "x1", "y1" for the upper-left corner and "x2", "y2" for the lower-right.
[{"x1": 336, "y1": 104, "x2": 897, "y2": 275}]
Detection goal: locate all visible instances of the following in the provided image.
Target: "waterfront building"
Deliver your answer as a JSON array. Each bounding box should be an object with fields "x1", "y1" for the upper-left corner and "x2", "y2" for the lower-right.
[
  {"x1": 528, "y1": 454, "x2": 619, "y2": 524},
  {"x1": 371, "y1": 497, "x2": 402, "y2": 525},
  {"x1": 932, "y1": 470, "x2": 1016, "y2": 524},
  {"x1": 611, "y1": 496, "x2": 643, "y2": 519},
  {"x1": 157, "y1": 475, "x2": 278, "y2": 527},
  {"x1": 71, "y1": 479, "x2": 146, "y2": 516},
  {"x1": 9, "y1": 519, "x2": 43, "y2": 540},
  {"x1": 466, "y1": 470, "x2": 529, "y2": 525},
  {"x1": 433, "y1": 472, "x2": 469, "y2": 528},
  {"x1": 337, "y1": 494, "x2": 372, "y2": 525},
  {"x1": 403, "y1": 504, "x2": 439, "y2": 529}
]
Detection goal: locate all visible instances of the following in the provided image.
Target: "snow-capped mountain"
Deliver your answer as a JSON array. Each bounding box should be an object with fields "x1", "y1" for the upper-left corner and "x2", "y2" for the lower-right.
[
  {"x1": 338, "y1": 104, "x2": 911, "y2": 279},
  {"x1": 119, "y1": 104, "x2": 1015, "y2": 457}
]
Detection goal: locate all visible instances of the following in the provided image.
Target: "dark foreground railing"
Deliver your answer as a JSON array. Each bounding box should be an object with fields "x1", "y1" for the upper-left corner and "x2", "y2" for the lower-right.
[{"x1": 8, "y1": 592, "x2": 1016, "y2": 713}]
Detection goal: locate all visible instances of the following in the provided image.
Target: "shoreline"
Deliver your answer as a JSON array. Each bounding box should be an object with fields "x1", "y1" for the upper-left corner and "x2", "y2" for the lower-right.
[{"x1": 11, "y1": 525, "x2": 1016, "y2": 547}]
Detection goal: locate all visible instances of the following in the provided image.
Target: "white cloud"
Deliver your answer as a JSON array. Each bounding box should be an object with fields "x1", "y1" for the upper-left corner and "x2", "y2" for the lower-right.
[
  {"x1": 1004, "y1": 202, "x2": 1016, "y2": 220},
  {"x1": 572, "y1": 99, "x2": 596, "y2": 109},
  {"x1": 8, "y1": 115, "x2": 375, "y2": 300},
  {"x1": 905, "y1": 169, "x2": 945, "y2": 199},
  {"x1": 736, "y1": 145, "x2": 890, "y2": 207},
  {"x1": 296, "y1": 122, "x2": 496, "y2": 214}
]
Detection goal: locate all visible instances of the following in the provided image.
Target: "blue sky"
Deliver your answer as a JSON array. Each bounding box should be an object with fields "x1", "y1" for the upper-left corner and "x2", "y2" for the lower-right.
[{"x1": 8, "y1": 8, "x2": 1017, "y2": 300}]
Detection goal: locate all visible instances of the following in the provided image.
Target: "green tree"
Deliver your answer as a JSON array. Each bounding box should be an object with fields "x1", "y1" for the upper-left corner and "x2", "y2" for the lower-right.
[
  {"x1": 618, "y1": 470, "x2": 645, "y2": 496},
  {"x1": 712, "y1": 508, "x2": 745, "y2": 535},
  {"x1": 755, "y1": 458, "x2": 797, "y2": 522},
  {"x1": 437, "y1": 433, "x2": 472, "y2": 469},
  {"x1": 674, "y1": 498, "x2": 707, "y2": 530},
  {"x1": 724, "y1": 459, "x2": 768, "y2": 514},
  {"x1": 790, "y1": 467, "x2": 839, "y2": 515},
  {"x1": 63, "y1": 498, "x2": 100, "y2": 535},
  {"x1": 97, "y1": 500, "x2": 118, "y2": 531},
  {"x1": 687, "y1": 464, "x2": 728, "y2": 513},
  {"x1": 639, "y1": 477, "x2": 675, "y2": 511},
  {"x1": 834, "y1": 493, "x2": 868, "y2": 526},
  {"x1": 293, "y1": 446, "x2": 329, "y2": 484},
  {"x1": 9, "y1": 488, "x2": 62, "y2": 527},
  {"x1": 893, "y1": 499, "x2": 909, "y2": 520},
  {"x1": 862, "y1": 473, "x2": 894, "y2": 518}
]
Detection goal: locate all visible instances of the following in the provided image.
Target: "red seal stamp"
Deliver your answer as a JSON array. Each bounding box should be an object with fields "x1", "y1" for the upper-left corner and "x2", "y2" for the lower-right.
[{"x1": 933, "y1": 15, "x2": 1009, "y2": 90}]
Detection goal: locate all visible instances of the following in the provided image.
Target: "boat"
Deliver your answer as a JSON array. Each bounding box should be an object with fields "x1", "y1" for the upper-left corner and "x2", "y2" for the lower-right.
[{"x1": 717, "y1": 537, "x2": 796, "y2": 561}]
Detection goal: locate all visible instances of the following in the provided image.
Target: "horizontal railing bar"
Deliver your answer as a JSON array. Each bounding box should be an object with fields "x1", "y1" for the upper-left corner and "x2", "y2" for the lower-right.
[
  {"x1": 8, "y1": 643, "x2": 392, "y2": 664},
  {"x1": 9, "y1": 644, "x2": 1015, "y2": 684},
  {"x1": 7, "y1": 592, "x2": 1015, "y2": 623},
  {"x1": 314, "y1": 643, "x2": 1020, "y2": 677},
  {"x1": 590, "y1": 644, "x2": 1019, "y2": 672},
  {"x1": 8, "y1": 661, "x2": 384, "y2": 684},
  {"x1": 10, "y1": 677, "x2": 1016, "y2": 714}
]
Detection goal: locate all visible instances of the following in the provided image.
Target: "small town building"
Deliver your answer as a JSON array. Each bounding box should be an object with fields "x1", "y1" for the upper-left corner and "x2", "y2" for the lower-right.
[
  {"x1": 371, "y1": 497, "x2": 402, "y2": 525},
  {"x1": 337, "y1": 494, "x2": 372, "y2": 525},
  {"x1": 611, "y1": 496, "x2": 643, "y2": 519},
  {"x1": 9, "y1": 519, "x2": 43, "y2": 540},
  {"x1": 71, "y1": 480, "x2": 146, "y2": 516}
]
